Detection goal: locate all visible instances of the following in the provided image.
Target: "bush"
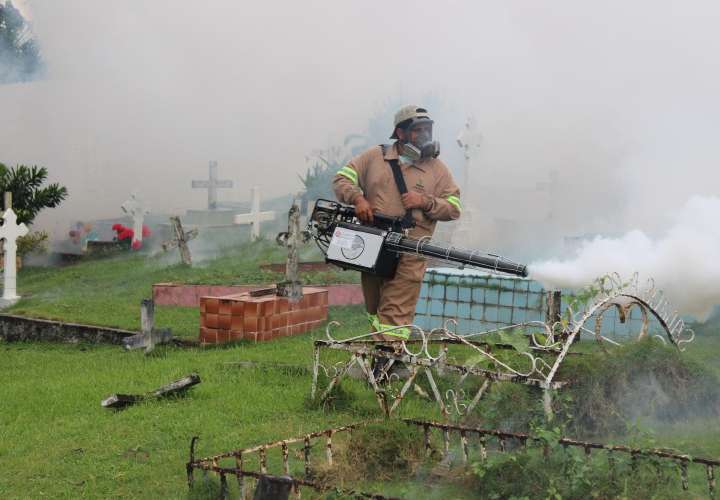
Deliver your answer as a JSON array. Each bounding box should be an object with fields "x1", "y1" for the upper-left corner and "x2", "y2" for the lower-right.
[{"x1": 470, "y1": 425, "x2": 682, "y2": 500}]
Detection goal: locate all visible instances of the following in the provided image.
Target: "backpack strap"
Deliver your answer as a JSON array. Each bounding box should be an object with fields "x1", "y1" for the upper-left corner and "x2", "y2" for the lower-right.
[{"x1": 380, "y1": 144, "x2": 415, "y2": 230}]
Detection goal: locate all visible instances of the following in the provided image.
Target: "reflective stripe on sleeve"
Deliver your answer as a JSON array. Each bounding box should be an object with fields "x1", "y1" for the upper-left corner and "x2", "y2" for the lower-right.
[
  {"x1": 446, "y1": 195, "x2": 462, "y2": 212},
  {"x1": 336, "y1": 165, "x2": 358, "y2": 185}
]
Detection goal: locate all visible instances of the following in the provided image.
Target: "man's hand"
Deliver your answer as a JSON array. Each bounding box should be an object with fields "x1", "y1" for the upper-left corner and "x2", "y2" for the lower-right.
[
  {"x1": 353, "y1": 195, "x2": 374, "y2": 223},
  {"x1": 402, "y1": 191, "x2": 428, "y2": 210}
]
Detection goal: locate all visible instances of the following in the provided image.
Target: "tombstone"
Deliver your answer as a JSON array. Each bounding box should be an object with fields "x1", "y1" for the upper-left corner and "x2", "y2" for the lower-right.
[
  {"x1": 121, "y1": 192, "x2": 150, "y2": 247},
  {"x1": 162, "y1": 216, "x2": 198, "y2": 265},
  {"x1": 192, "y1": 161, "x2": 234, "y2": 210},
  {"x1": 275, "y1": 201, "x2": 310, "y2": 301},
  {"x1": 0, "y1": 208, "x2": 28, "y2": 303},
  {"x1": 122, "y1": 299, "x2": 172, "y2": 353},
  {"x1": 233, "y1": 186, "x2": 276, "y2": 240}
]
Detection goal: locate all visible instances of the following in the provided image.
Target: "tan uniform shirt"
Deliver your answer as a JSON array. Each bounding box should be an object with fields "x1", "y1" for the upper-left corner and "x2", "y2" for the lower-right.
[{"x1": 333, "y1": 142, "x2": 462, "y2": 240}]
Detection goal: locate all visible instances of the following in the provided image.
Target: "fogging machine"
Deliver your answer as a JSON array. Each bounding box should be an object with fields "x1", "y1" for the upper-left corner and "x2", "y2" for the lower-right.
[{"x1": 307, "y1": 199, "x2": 528, "y2": 279}]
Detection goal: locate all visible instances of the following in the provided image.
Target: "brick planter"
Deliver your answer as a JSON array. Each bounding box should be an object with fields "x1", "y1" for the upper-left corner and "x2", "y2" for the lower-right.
[{"x1": 199, "y1": 287, "x2": 328, "y2": 344}]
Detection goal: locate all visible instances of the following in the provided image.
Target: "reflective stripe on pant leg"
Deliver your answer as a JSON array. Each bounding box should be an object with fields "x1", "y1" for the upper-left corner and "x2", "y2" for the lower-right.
[
  {"x1": 373, "y1": 321, "x2": 411, "y2": 340},
  {"x1": 376, "y1": 260, "x2": 425, "y2": 340}
]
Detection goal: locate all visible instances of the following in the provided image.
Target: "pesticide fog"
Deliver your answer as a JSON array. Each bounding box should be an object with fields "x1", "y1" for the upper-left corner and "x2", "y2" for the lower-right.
[
  {"x1": 3, "y1": 1, "x2": 720, "y2": 317},
  {"x1": 530, "y1": 195, "x2": 720, "y2": 320}
]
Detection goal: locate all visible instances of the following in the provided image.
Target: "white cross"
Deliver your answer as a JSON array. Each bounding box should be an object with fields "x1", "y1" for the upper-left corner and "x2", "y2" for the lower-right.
[
  {"x1": 121, "y1": 192, "x2": 150, "y2": 245},
  {"x1": 456, "y1": 116, "x2": 483, "y2": 193},
  {"x1": 233, "y1": 186, "x2": 276, "y2": 240},
  {"x1": 192, "y1": 161, "x2": 234, "y2": 210},
  {"x1": 0, "y1": 209, "x2": 28, "y2": 301}
]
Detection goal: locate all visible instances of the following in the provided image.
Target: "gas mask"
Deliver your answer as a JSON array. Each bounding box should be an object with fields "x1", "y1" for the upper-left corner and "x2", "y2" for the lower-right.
[{"x1": 401, "y1": 121, "x2": 440, "y2": 161}]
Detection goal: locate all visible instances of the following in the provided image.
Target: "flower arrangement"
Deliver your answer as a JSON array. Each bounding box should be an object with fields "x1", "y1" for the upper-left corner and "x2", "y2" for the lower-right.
[{"x1": 112, "y1": 224, "x2": 152, "y2": 250}]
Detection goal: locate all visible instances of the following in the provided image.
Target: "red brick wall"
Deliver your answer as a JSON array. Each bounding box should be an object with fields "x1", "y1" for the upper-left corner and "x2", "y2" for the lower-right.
[{"x1": 199, "y1": 287, "x2": 328, "y2": 344}]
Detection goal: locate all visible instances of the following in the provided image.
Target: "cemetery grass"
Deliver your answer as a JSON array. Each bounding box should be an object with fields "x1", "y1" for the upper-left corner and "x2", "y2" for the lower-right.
[
  {"x1": 2, "y1": 244, "x2": 720, "y2": 498},
  {"x1": 2, "y1": 332, "x2": 720, "y2": 499},
  {"x1": 0, "y1": 313, "x2": 445, "y2": 500},
  {"x1": 7, "y1": 239, "x2": 357, "y2": 337}
]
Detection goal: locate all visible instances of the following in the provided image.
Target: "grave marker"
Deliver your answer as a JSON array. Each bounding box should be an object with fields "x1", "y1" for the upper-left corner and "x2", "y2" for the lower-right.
[
  {"x1": 121, "y1": 192, "x2": 150, "y2": 247},
  {"x1": 122, "y1": 299, "x2": 172, "y2": 353},
  {"x1": 275, "y1": 201, "x2": 310, "y2": 301},
  {"x1": 0, "y1": 208, "x2": 28, "y2": 302},
  {"x1": 192, "y1": 161, "x2": 233, "y2": 210},
  {"x1": 234, "y1": 186, "x2": 276, "y2": 240},
  {"x1": 162, "y1": 216, "x2": 198, "y2": 265},
  {"x1": 101, "y1": 373, "x2": 201, "y2": 409}
]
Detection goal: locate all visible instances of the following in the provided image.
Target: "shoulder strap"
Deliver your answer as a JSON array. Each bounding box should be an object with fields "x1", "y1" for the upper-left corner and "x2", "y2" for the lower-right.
[{"x1": 380, "y1": 144, "x2": 414, "y2": 229}]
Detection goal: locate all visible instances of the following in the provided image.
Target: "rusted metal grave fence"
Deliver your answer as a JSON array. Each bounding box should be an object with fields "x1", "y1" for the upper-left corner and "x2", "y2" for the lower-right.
[
  {"x1": 313, "y1": 273, "x2": 696, "y2": 421},
  {"x1": 404, "y1": 419, "x2": 719, "y2": 498},
  {"x1": 187, "y1": 419, "x2": 719, "y2": 499},
  {"x1": 186, "y1": 421, "x2": 395, "y2": 499}
]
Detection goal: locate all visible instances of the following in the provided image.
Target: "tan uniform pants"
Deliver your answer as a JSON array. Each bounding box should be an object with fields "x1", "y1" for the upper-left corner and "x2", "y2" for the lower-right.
[{"x1": 361, "y1": 255, "x2": 426, "y2": 340}]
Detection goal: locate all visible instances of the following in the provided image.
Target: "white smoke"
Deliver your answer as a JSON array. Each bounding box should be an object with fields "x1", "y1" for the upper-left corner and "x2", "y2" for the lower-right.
[{"x1": 529, "y1": 195, "x2": 720, "y2": 321}]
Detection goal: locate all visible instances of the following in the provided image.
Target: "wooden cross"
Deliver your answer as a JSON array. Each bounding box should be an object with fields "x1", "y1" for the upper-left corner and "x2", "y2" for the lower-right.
[
  {"x1": 233, "y1": 186, "x2": 276, "y2": 240},
  {"x1": 162, "y1": 216, "x2": 198, "y2": 265},
  {"x1": 121, "y1": 192, "x2": 150, "y2": 246},
  {"x1": 275, "y1": 201, "x2": 310, "y2": 301},
  {"x1": 0, "y1": 208, "x2": 28, "y2": 301},
  {"x1": 191, "y1": 161, "x2": 233, "y2": 210}
]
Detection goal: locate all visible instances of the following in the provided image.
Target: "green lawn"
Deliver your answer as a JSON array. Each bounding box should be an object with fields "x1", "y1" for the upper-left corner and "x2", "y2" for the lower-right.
[
  {"x1": 8, "y1": 239, "x2": 356, "y2": 337},
  {"x1": 2, "y1": 244, "x2": 720, "y2": 499}
]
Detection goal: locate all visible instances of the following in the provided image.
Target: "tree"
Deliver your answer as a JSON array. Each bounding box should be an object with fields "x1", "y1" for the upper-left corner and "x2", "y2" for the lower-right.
[
  {"x1": 0, "y1": 0, "x2": 42, "y2": 84},
  {"x1": 0, "y1": 163, "x2": 68, "y2": 225}
]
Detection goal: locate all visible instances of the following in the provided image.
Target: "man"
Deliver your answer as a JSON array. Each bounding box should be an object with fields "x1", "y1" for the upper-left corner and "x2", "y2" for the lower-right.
[{"x1": 333, "y1": 105, "x2": 462, "y2": 341}]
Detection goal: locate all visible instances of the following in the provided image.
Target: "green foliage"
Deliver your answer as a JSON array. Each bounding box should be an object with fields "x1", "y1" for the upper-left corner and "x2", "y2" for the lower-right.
[
  {"x1": 560, "y1": 339, "x2": 720, "y2": 437},
  {"x1": 312, "y1": 421, "x2": 425, "y2": 487},
  {"x1": 0, "y1": 0, "x2": 43, "y2": 84},
  {"x1": 299, "y1": 153, "x2": 339, "y2": 203},
  {"x1": 0, "y1": 163, "x2": 68, "y2": 225},
  {"x1": 16, "y1": 230, "x2": 48, "y2": 256},
  {"x1": 300, "y1": 142, "x2": 363, "y2": 204},
  {"x1": 470, "y1": 424, "x2": 682, "y2": 500}
]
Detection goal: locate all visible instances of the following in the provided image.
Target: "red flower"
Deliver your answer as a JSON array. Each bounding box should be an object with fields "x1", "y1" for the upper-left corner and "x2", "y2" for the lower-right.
[
  {"x1": 131, "y1": 240, "x2": 142, "y2": 250},
  {"x1": 142, "y1": 225, "x2": 152, "y2": 237},
  {"x1": 118, "y1": 228, "x2": 134, "y2": 241},
  {"x1": 112, "y1": 223, "x2": 123, "y2": 231}
]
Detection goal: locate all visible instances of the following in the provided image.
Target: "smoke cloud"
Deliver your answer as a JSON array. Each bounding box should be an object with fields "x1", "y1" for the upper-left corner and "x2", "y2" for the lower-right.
[
  {"x1": 1, "y1": 0, "x2": 720, "y2": 318},
  {"x1": 530, "y1": 195, "x2": 720, "y2": 320}
]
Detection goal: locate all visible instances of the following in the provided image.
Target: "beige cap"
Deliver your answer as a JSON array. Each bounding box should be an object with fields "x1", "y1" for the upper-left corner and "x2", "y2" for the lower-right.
[{"x1": 390, "y1": 105, "x2": 432, "y2": 139}]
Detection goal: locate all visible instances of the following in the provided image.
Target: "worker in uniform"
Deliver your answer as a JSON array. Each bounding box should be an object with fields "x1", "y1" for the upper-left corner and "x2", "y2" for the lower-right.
[{"x1": 333, "y1": 105, "x2": 462, "y2": 342}]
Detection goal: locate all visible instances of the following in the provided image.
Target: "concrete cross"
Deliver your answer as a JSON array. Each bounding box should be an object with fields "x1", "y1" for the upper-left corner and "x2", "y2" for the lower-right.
[
  {"x1": 0, "y1": 208, "x2": 28, "y2": 301},
  {"x1": 162, "y1": 216, "x2": 198, "y2": 265},
  {"x1": 192, "y1": 161, "x2": 234, "y2": 210},
  {"x1": 233, "y1": 186, "x2": 276, "y2": 240},
  {"x1": 122, "y1": 299, "x2": 172, "y2": 353},
  {"x1": 121, "y1": 192, "x2": 150, "y2": 246},
  {"x1": 456, "y1": 116, "x2": 483, "y2": 193},
  {"x1": 275, "y1": 201, "x2": 310, "y2": 301}
]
